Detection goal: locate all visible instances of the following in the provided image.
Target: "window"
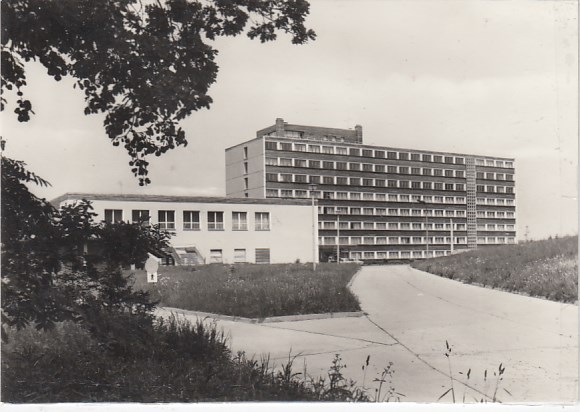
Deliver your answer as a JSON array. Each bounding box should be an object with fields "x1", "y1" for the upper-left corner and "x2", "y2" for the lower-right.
[
  {"x1": 376, "y1": 179, "x2": 386, "y2": 187},
  {"x1": 280, "y1": 158, "x2": 293, "y2": 166},
  {"x1": 232, "y1": 212, "x2": 248, "y2": 231},
  {"x1": 266, "y1": 173, "x2": 278, "y2": 182},
  {"x1": 309, "y1": 160, "x2": 321, "y2": 168},
  {"x1": 387, "y1": 151, "x2": 397, "y2": 159},
  {"x1": 388, "y1": 166, "x2": 397, "y2": 173},
  {"x1": 309, "y1": 145, "x2": 321, "y2": 153},
  {"x1": 255, "y1": 212, "x2": 270, "y2": 231},
  {"x1": 322, "y1": 161, "x2": 334, "y2": 169},
  {"x1": 375, "y1": 165, "x2": 385, "y2": 173},
  {"x1": 434, "y1": 169, "x2": 443, "y2": 176},
  {"x1": 280, "y1": 174, "x2": 292, "y2": 183},
  {"x1": 208, "y1": 211, "x2": 224, "y2": 231},
  {"x1": 423, "y1": 182, "x2": 432, "y2": 190},
  {"x1": 294, "y1": 143, "x2": 306, "y2": 152},
  {"x1": 399, "y1": 152, "x2": 409, "y2": 160},
  {"x1": 349, "y1": 163, "x2": 360, "y2": 171},
  {"x1": 434, "y1": 182, "x2": 443, "y2": 190},
  {"x1": 105, "y1": 209, "x2": 123, "y2": 223},
  {"x1": 132, "y1": 210, "x2": 149, "y2": 225},
  {"x1": 336, "y1": 192, "x2": 348, "y2": 200},
  {"x1": 265, "y1": 157, "x2": 278, "y2": 166},
  {"x1": 412, "y1": 181, "x2": 421, "y2": 189},
  {"x1": 444, "y1": 156, "x2": 453, "y2": 164},
  {"x1": 295, "y1": 175, "x2": 307, "y2": 183},
  {"x1": 388, "y1": 222, "x2": 398, "y2": 229},
  {"x1": 400, "y1": 194, "x2": 410, "y2": 202},
  {"x1": 422, "y1": 154, "x2": 432, "y2": 162},
  {"x1": 445, "y1": 170, "x2": 454, "y2": 177},
  {"x1": 350, "y1": 192, "x2": 361, "y2": 200},
  {"x1": 376, "y1": 194, "x2": 386, "y2": 201},
  {"x1": 336, "y1": 207, "x2": 348, "y2": 214},
  {"x1": 362, "y1": 149, "x2": 373, "y2": 157},
  {"x1": 364, "y1": 237, "x2": 374, "y2": 245},
  {"x1": 322, "y1": 146, "x2": 334, "y2": 154},
  {"x1": 399, "y1": 167, "x2": 409, "y2": 174},
  {"x1": 265, "y1": 141, "x2": 277, "y2": 150},
  {"x1": 323, "y1": 176, "x2": 334, "y2": 185},
  {"x1": 388, "y1": 208, "x2": 398, "y2": 216},
  {"x1": 363, "y1": 193, "x2": 374, "y2": 200},
  {"x1": 506, "y1": 187, "x2": 514, "y2": 194},
  {"x1": 455, "y1": 171, "x2": 464, "y2": 178},
  {"x1": 411, "y1": 153, "x2": 421, "y2": 161},
  {"x1": 244, "y1": 177, "x2": 248, "y2": 189},
  {"x1": 349, "y1": 148, "x2": 360, "y2": 156},
  {"x1": 375, "y1": 150, "x2": 385, "y2": 158},
  {"x1": 351, "y1": 207, "x2": 361, "y2": 215},
  {"x1": 362, "y1": 178, "x2": 374, "y2": 186},
  {"x1": 183, "y1": 211, "x2": 200, "y2": 230},
  {"x1": 310, "y1": 176, "x2": 321, "y2": 184},
  {"x1": 363, "y1": 208, "x2": 374, "y2": 216},
  {"x1": 455, "y1": 184, "x2": 465, "y2": 191},
  {"x1": 351, "y1": 237, "x2": 361, "y2": 245},
  {"x1": 209, "y1": 249, "x2": 223, "y2": 263},
  {"x1": 336, "y1": 147, "x2": 348, "y2": 155},
  {"x1": 350, "y1": 222, "x2": 362, "y2": 230},
  {"x1": 336, "y1": 161, "x2": 348, "y2": 170},
  {"x1": 376, "y1": 208, "x2": 386, "y2": 216},
  {"x1": 434, "y1": 155, "x2": 443, "y2": 163},
  {"x1": 337, "y1": 177, "x2": 348, "y2": 185},
  {"x1": 266, "y1": 189, "x2": 278, "y2": 198},
  {"x1": 234, "y1": 249, "x2": 247, "y2": 263},
  {"x1": 363, "y1": 163, "x2": 374, "y2": 172},
  {"x1": 255, "y1": 248, "x2": 271, "y2": 264},
  {"x1": 400, "y1": 223, "x2": 410, "y2": 230},
  {"x1": 506, "y1": 174, "x2": 514, "y2": 181},
  {"x1": 411, "y1": 167, "x2": 421, "y2": 175},
  {"x1": 155, "y1": 210, "x2": 175, "y2": 230},
  {"x1": 350, "y1": 177, "x2": 361, "y2": 186},
  {"x1": 280, "y1": 189, "x2": 293, "y2": 197},
  {"x1": 295, "y1": 159, "x2": 307, "y2": 168},
  {"x1": 455, "y1": 157, "x2": 465, "y2": 165},
  {"x1": 323, "y1": 192, "x2": 334, "y2": 199},
  {"x1": 399, "y1": 180, "x2": 409, "y2": 188},
  {"x1": 280, "y1": 142, "x2": 292, "y2": 151},
  {"x1": 377, "y1": 237, "x2": 387, "y2": 245}
]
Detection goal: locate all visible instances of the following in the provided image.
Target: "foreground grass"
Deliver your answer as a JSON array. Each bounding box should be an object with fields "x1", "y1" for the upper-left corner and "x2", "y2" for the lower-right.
[
  {"x1": 130, "y1": 263, "x2": 361, "y2": 318},
  {"x1": 411, "y1": 236, "x2": 578, "y2": 303},
  {"x1": 2, "y1": 317, "x2": 370, "y2": 403}
]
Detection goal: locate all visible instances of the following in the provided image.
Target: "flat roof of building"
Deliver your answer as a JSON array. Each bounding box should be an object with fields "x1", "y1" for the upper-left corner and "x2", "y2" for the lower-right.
[{"x1": 51, "y1": 193, "x2": 312, "y2": 207}]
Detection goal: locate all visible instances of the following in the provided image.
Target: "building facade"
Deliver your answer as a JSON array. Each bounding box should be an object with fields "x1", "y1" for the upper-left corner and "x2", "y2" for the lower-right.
[
  {"x1": 226, "y1": 118, "x2": 516, "y2": 262},
  {"x1": 53, "y1": 193, "x2": 319, "y2": 265}
]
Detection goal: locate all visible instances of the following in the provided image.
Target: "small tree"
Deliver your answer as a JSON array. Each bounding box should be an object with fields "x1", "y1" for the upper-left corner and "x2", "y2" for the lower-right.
[{"x1": 1, "y1": 156, "x2": 170, "y2": 340}]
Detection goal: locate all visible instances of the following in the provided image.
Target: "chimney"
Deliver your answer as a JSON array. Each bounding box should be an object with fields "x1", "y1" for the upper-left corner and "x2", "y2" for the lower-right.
[
  {"x1": 275, "y1": 118, "x2": 285, "y2": 137},
  {"x1": 355, "y1": 124, "x2": 363, "y2": 143}
]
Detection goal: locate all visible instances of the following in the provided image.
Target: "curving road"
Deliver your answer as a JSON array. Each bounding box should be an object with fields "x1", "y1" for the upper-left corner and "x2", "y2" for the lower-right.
[{"x1": 159, "y1": 264, "x2": 578, "y2": 403}]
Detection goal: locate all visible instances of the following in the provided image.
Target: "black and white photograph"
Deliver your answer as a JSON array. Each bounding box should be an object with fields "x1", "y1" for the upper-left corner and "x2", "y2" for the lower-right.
[{"x1": 1, "y1": 0, "x2": 578, "y2": 408}]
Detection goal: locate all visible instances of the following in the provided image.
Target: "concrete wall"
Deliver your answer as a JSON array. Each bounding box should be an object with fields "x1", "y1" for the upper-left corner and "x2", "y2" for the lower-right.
[
  {"x1": 225, "y1": 138, "x2": 265, "y2": 198},
  {"x1": 57, "y1": 197, "x2": 318, "y2": 264}
]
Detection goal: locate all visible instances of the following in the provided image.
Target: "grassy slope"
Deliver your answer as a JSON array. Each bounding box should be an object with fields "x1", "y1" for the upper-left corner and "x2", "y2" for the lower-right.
[
  {"x1": 2, "y1": 318, "x2": 369, "y2": 402},
  {"x1": 411, "y1": 236, "x2": 578, "y2": 303},
  {"x1": 131, "y1": 263, "x2": 361, "y2": 318}
]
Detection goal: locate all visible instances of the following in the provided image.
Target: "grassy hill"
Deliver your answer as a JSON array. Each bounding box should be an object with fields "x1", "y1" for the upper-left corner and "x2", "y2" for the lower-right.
[{"x1": 411, "y1": 236, "x2": 578, "y2": 303}]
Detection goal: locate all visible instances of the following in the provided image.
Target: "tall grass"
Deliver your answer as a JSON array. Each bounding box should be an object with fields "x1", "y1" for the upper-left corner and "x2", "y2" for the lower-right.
[
  {"x1": 130, "y1": 263, "x2": 361, "y2": 318},
  {"x1": 1, "y1": 318, "x2": 370, "y2": 402},
  {"x1": 411, "y1": 236, "x2": 578, "y2": 303}
]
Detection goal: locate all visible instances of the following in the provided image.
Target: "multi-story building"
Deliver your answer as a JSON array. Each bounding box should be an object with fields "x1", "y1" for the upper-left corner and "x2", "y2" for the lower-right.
[
  {"x1": 226, "y1": 118, "x2": 516, "y2": 262},
  {"x1": 53, "y1": 193, "x2": 319, "y2": 265}
]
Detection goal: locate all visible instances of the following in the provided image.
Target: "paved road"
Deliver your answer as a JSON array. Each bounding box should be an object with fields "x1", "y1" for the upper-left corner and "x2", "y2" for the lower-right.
[{"x1": 158, "y1": 265, "x2": 578, "y2": 403}]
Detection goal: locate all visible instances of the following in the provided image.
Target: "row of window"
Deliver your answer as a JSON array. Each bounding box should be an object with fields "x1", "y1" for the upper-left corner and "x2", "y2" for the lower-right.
[
  {"x1": 320, "y1": 235, "x2": 516, "y2": 246},
  {"x1": 476, "y1": 198, "x2": 516, "y2": 206},
  {"x1": 265, "y1": 174, "x2": 515, "y2": 193},
  {"x1": 267, "y1": 157, "x2": 474, "y2": 178},
  {"x1": 318, "y1": 206, "x2": 469, "y2": 217},
  {"x1": 264, "y1": 141, "x2": 514, "y2": 169},
  {"x1": 314, "y1": 205, "x2": 515, "y2": 218},
  {"x1": 267, "y1": 189, "x2": 515, "y2": 207},
  {"x1": 320, "y1": 221, "x2": 466, "y2": 230},
  {"x1": 104, "y1": 209, "x2": 270, "y2": 231},
  {"x1": 348, "y1": 250, "x2": 451, "y2": 260},
  {"x1": 476, "y1": 223, "x2": 517, "y2": 231}
]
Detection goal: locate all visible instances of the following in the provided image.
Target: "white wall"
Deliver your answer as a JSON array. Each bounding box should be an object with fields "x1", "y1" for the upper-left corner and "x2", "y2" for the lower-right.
[
  {"x1": 58, "y1": 196, "x2": 318, "y2": 264},
  {"x1": 225, "y1": 138, "x2": 265, "y2": 198}
]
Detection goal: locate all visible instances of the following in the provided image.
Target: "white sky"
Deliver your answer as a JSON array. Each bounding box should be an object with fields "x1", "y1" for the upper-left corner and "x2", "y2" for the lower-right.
[{"x1": 2, "y1": 0, "x2": 578, "y2": 240}]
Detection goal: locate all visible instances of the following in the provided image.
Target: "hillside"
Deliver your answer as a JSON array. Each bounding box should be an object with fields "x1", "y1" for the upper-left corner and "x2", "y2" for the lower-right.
[{"x1": 411, "y1": 236, "x2": 578, "y2": 303}]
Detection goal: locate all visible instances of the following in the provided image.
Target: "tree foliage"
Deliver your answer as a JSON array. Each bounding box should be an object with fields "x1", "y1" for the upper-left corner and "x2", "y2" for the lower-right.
[
  {"x1": 1, "y1": 0, "x2": 316, "y2": 184},
  {"x1": 1, "y1": 156, "x2": 170, "y2": 337}
]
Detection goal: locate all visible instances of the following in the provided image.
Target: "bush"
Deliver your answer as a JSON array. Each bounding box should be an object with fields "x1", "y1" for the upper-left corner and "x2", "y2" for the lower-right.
[{"x1": 2, "y1": 316, "x2": 370, "y2": 402}]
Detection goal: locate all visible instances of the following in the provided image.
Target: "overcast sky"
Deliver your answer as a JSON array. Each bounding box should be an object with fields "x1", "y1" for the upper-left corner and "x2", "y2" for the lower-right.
[{"x1": 2, "y1": 0, "x2": 577, "y2": 240}]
